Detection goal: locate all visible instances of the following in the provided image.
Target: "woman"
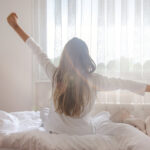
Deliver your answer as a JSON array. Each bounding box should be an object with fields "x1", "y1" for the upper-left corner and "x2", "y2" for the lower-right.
[{"x1": 7, "y1": 13, "x2": 150, "y2": 149}]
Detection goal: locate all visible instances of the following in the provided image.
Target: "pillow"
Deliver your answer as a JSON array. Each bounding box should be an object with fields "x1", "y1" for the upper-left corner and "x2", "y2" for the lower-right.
[{"x1": 0, "y1": 110, "x2": 19, "y2": 132}]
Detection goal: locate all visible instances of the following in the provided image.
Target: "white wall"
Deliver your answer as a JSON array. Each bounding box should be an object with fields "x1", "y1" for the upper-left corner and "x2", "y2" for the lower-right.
[{"x1": 0, "y1": 0, "x2": 34, "y2": 112}]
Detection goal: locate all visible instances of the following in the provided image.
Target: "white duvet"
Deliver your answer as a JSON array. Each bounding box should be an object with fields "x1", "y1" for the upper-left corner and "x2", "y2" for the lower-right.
[{"x1": 0, "y1": 110, "x2": 150, "y2": 150}]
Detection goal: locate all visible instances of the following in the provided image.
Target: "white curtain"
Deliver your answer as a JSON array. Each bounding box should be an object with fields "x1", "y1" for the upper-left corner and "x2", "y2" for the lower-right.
[{"x1": 35, "y1": 0, "x2": 150, "y2": 104}]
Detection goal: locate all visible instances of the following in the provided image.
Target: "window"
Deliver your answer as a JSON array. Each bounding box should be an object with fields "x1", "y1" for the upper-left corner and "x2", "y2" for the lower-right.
[{"x1": 34, "y1": 0, "x2": 150, "y2": 104}]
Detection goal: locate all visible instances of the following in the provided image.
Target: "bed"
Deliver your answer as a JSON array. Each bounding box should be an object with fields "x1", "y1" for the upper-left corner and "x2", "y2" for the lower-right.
[
  {"x1": 1, "y1": 82, "x2": 150, "y2": 150},
  {"x1": 0, "y1": 104, "x2": 150, "y2": 150}
]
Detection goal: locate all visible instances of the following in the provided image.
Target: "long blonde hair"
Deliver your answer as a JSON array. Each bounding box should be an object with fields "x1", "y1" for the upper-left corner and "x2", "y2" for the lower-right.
[{"x1": 52, "y1": 37, "x2": 96, "y2": 117}]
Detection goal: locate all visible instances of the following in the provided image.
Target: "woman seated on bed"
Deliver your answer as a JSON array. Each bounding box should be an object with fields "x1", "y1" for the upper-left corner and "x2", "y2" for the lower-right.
[{"x1": 7, "y1": 12, "x2": 150, "y2": 148}]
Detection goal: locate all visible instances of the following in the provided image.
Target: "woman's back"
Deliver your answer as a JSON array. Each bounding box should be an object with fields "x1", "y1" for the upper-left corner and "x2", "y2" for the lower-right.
[{"x1": 52, "y1": 37, "x2": 96, "y2": 118}]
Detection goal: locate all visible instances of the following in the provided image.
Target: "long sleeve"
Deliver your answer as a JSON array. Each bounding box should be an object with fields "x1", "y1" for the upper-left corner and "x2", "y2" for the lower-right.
[
  {"x1": 26, "y1": 37, "x2": 56, "y2": 80},
  {"x1": 93, "y1": 73, "x2": 147, "y2": 96}
]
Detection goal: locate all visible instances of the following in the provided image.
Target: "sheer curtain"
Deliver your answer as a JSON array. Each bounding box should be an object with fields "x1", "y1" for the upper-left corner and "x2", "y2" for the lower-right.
[{"x1": 36, "y1": 0, "x2": 150, "y2": 104}]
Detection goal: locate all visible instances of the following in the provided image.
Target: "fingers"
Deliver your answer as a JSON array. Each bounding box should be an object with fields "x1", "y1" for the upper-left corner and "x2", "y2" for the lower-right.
[
  {"x1": 7, "y1": 12, "x2": 18, "y2": 27},
  {"x1": 12, "y1": 13, "x2": 18, "y2": 18},
  {"x1": 8, "y1": 12, "x2": 18, "y2": 19},
  {"x1": 15, "y1": 14, "x2": 18, "y2": 19}
]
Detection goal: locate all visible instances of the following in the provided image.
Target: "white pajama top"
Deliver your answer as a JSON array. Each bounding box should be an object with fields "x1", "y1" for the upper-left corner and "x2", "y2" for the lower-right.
[{"x1": 26, "y1": 37, "x2": 147, "y2": 135}]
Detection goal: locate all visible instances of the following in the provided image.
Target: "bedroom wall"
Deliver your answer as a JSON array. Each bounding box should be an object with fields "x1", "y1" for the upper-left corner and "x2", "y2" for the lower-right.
[{"x1": 0, "y1": 0, "x2": 34, "y2": 112}]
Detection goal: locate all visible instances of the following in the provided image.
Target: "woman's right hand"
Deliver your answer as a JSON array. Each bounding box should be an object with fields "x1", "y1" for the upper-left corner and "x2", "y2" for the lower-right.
[
  {"x1": 7, "y1": 13, "x2": 18, "y2": 28},
  {"x1": 7, "y1": 12, "x2": 29, "y2": 42}
]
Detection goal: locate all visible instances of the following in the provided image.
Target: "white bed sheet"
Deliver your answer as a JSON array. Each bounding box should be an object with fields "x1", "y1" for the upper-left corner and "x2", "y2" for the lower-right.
[{"x1": 0, "y1": 110, "x2": 150, "y2": 150}]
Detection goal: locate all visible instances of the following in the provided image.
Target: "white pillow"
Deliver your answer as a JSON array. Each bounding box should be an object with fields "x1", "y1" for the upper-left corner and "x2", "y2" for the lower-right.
[{"x1": 0, "y1": 111, "x2": 19, "y2": 132}]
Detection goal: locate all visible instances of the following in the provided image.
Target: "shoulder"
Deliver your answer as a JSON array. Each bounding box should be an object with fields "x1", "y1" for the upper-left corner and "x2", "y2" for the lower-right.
[{"x1": 88, "y1": 73, "x2": 104, "y2": 87}]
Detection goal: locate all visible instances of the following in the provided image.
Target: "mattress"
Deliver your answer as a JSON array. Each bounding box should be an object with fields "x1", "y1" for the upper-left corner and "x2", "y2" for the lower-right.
[{"x1": 0, "y1": 110, "x2": 150, "y2": 150}]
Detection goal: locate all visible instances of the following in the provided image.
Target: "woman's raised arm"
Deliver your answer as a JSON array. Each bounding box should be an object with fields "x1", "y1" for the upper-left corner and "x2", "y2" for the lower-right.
[
  {"x1": 7, "y1": 12, "x2": 56, "y2": 80},
  {"x1": 93, "y1": 73, "x2": 148, "y2": 96}
]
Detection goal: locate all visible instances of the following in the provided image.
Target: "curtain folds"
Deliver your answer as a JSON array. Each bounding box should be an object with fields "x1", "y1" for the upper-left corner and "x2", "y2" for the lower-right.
[{"x1": 36, "y1": 0, "x2": 150, "y2": 104}]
